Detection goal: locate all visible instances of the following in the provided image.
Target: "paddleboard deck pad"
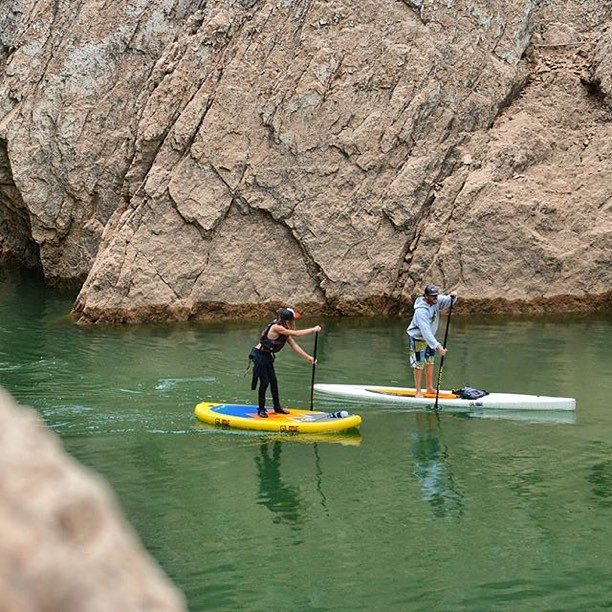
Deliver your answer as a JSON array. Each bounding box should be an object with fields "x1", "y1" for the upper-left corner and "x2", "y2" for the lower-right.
[
  {"x1": 194, "y1": 402, "x2": 362, "y2": 433},
  {"x1": 314, "y1": 384, "x2": 576, "y2": 411}
]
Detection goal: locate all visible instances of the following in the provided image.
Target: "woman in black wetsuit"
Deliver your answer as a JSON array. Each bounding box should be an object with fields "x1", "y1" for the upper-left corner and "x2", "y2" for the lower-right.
[{"x1": 249, "y1": 308, "x2": 321, "y2": 418}]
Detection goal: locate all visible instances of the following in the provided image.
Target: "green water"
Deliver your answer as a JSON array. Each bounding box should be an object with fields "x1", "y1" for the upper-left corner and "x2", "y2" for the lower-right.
[{"x1": 2, "y1": 267, "x2": 612, "y2": 611}]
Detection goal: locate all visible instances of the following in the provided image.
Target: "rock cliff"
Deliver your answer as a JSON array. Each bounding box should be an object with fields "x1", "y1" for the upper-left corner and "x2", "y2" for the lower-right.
[
  {"x1": 0, "y1": 387, "x2": 186, "y2": 610},
  {"x1": 1, "y1": 0, "x2": 611, "y2": 323}
]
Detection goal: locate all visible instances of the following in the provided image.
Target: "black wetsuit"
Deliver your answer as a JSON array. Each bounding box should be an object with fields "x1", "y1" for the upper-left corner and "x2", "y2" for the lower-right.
[{"x1": 249, "y1": 319, "x2": 287, "y2": 411}]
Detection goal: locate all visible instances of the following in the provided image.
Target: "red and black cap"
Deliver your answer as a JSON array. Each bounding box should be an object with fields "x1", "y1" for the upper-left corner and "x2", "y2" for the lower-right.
[{"x1": 280, "y1": 307, "x2": 301, "y2": 321}]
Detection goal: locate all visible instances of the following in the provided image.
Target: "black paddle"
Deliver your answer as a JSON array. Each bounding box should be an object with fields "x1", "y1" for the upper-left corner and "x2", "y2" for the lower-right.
[
  {"x1": 310, "y1": 331, "x2": 319, "y2": 410},
  {"x1": 434, "y1": 296, "x2": 455, "y2": 411}
]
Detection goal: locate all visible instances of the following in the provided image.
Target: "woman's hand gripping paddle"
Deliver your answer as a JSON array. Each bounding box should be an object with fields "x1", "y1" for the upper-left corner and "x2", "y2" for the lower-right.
[
  {"x1": 310, "y1": 331, "x2": 319, "y2": 410},
  {"x1": 434, "y1": 297, "x2": 455, "y2": 411}
]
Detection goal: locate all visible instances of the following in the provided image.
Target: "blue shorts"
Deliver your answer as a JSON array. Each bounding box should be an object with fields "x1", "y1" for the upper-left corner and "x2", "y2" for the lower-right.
[{"x1": 409, "y1": 337, "x2": 436, "y2": 370}]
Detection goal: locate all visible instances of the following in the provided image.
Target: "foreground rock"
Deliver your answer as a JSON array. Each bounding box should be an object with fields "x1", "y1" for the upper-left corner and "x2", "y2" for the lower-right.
[
  {"x1": 0, "y1": 1, "x2": 611, "y2": 324},
  {"x1": 0, "y1": 387, "x2": 186, "y2": 611}
]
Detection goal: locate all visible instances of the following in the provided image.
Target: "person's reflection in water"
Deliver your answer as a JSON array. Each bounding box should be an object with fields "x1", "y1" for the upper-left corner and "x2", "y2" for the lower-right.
[
  {"x1": 412, "y1": 412, "x2": 463, "y2": 518},
  {"x1": 255, "y1": 441, "x2": 302, "y2": 527}
]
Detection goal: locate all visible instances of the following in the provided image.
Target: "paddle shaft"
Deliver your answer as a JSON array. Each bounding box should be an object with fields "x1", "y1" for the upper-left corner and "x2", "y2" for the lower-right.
[
  {"x1": 310, "y1": 331, "x2": 319, "y2": 410},
  {"x1": 434, "y1": 297, "x2": 454, "y2": 410}
]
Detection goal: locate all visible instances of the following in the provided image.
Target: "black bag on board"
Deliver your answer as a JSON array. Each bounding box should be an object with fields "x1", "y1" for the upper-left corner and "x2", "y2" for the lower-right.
[{"x1": 452, "y1": 386, "x2": 489, "y2": 400}]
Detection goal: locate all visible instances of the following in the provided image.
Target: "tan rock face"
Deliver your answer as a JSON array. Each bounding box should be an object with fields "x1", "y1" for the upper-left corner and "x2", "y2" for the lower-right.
[
  {"x1": 0, "y1": 0, "x2": 200, "y2": 284},
  {"x1": 0, "y1": 387, "x2": 186, "y2": 611},
  {"x1": 1, "y1": 0, "x2": 611, "y2": 322}
]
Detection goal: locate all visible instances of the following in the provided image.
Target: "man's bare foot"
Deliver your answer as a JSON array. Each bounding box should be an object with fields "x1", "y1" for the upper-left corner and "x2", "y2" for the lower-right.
[
  {"x1": 415, "y1": 391, "x2": 424, "y2": 398},
  {"x1": 426, "y1": 389, "x2": 436, "y2": 395}
]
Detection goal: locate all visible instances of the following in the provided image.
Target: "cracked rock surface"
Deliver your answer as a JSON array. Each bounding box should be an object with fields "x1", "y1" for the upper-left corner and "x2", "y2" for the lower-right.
[{"x1": 1, "y1": 0, "x2": 611, "y2": 323}]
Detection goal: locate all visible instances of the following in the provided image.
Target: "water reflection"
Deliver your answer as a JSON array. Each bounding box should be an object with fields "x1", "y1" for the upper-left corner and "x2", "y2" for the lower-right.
[
  {"x1": 587, "y1": 458, "x2": 612, "y2": 508},
  {"x1": 255, "y1": 441, "x2": 302, "y2": 527},
  {"x1": 467, "y1": 409, "x2": 576, "y2": 425},
  {"x1": 412, "y1": 412, "x2": 463, "y2": 518}
]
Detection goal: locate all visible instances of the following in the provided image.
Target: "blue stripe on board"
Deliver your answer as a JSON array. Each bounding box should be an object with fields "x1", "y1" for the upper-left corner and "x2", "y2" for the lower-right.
[{"x1": 210, "y1": 404, "x2": 257, "y2": 418}]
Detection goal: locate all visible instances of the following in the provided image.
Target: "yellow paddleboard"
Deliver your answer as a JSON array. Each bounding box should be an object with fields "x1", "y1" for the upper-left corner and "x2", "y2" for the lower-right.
[{"x1": 194, "y1": 402, "x2": 361, "y2": 434}]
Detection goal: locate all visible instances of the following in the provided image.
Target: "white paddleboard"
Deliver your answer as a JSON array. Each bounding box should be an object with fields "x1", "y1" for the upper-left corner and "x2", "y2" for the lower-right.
[{"x1": 314, "y1": 383, "x2": 576, "y2": 411}]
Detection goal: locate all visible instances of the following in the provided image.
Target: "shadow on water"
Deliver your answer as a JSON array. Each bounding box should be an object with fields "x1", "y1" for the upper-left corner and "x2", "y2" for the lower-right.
[
  {"x1": 255, "y1": 441, "x2": 302, "y2": 528},
  {"x1": 587, "y1": 455, "x2": 612, "y2": 509},
  {"x1": 466, "y1": 408, "x2": 577, "y2": 425},
  {"x1": 411, "y1": 412, "x2": 463, "y2": 518},
  {"x1": 193, "y1": 418, "x2": 363, "y2": 443}
]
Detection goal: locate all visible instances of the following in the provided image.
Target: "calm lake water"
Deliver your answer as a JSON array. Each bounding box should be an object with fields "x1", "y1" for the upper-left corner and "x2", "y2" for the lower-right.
[{"x1": 2, "y1": 267, "x2": 612, "y2": 611}]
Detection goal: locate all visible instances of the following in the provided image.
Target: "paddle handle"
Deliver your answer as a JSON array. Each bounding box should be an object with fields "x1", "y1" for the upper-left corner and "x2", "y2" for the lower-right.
[
  {"x1": 434, "y1": 296, "x2": 454, "y2": 410},
  {"x1": 310, "y1": 331, "x2": 319, "y2": 410}
]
